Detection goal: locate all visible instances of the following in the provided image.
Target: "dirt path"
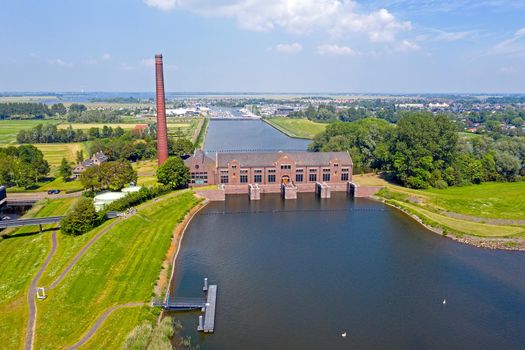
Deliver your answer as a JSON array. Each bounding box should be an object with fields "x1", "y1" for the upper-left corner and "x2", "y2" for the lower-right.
[
  {"x1": 25, "y1": 230, "x2": 57, "y2": 350},
  {"x1": 67, "y1": 302, "x2": 146, "y2": 350}
]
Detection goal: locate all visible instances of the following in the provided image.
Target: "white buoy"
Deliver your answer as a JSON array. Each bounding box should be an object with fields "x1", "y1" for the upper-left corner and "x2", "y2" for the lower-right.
[
  {"x1": 341, "y1": 332, "x2": 347, "y2": 338},
  {"x1": 443, "y1": 299, "x2": 447, "y2": 305},
  {"x1": 203, "y1": 277, "x2": 208, "y2": 292}
]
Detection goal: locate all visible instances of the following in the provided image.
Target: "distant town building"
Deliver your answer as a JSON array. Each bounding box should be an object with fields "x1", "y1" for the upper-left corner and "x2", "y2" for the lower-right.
[{"x1": 73, "y1": 151, "x2": 109, "y2": 177}]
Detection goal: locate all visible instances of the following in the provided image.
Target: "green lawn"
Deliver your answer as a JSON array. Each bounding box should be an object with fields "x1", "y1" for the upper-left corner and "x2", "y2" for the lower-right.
[
  {"x1": 265, "y1": 117, "x2": 327, "y2": 139},
  {"x1": 0, "y1": 120, "x2": 59, "y2": 144},
  {"x1": 0, "y1": 197, "x2": 78, "y2": 350},
  {"x1": 35, "y1": 191, "x2": 200, "y2": 349}
]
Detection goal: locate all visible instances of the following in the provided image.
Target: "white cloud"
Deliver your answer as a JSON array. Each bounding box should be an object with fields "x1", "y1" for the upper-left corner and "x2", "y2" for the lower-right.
[
  {"x1": 395, "y1": 40, "x2": 421, "y2": 52},
  {"x1": 83, "y1": 59, "x2": 98, "y2": 65},
  {"x1": 434, "y1": 30, "x2": 477, "y2": 42},
  {"x1": 499, "y1": 66, "x2": 515, "y2": 74},
  {"x1": 317, "y1": 44, "x2": 356, "y2": 55},
  {"x1": 146, "y1": 0, "x2": 411, "y2": 43},
  {"x1": 489, "y1": 27, "x2": 525, "y2": 56},
  {"x1": 119, "y1": 63, "x2": 135, "y2": 71},
  {"x1": 274, "y1": 43, "x2": 303, "y2": 54},
  {"x1": 140, "y1": 58, "x2": 156, "y2": 67},
  {"x1": 101, "y1": 53, "x2": 111, "y2": 61},
  {"x1": 144, "y1": 0, "x2": 177, "y2": 11},
  {"x1": 48, "y1": 59, "x2": 73, "y2": 68}
]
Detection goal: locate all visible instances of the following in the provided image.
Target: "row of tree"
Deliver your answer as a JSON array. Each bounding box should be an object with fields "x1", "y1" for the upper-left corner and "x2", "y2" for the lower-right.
[
  {"x1": 0, "y1": 145, "x2": 49, "y2": 188},
  {"x1": 310, "y1": 113, "x2": 525, "y2": 188},
  {"x1": 16, "y1": 124, "x2": 126, "y2": 143}
]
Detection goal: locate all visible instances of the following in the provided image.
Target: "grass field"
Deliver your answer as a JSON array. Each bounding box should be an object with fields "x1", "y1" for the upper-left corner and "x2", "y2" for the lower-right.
[
  {"x1": 0, "y1": 191, "x2": 199, "y2": 349},
  {"x1": 35, "y1": 191, "x2": 199, "y2": 349},
  {"x1": 264, "y1": 117, "x2": 327, "y2": 139},
  {"x1": 33, "y1": 143, "x2": 87, "y2": 174},
  {"x1": 0, "y1": 197, "x2": 78, "y2": 350},
  {"x1": 0, "y1": 120, "x2": 58, "y2": 144},
  {"x1": 353, "y1": 174, "x2": 525, "y2": 239}
]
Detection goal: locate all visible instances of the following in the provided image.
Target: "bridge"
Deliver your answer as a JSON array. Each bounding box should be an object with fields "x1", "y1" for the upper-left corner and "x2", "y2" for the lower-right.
[
  {"x1": 155, "y1": 278, "x2": 218, "y2": 333},
  {"x1": 0, "y1": 216, "x2": 63, "y2": 230}
]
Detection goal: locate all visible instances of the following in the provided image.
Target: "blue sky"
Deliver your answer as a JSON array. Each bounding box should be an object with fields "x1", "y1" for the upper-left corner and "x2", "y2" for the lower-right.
[{"x1": 1, "y1": 0, "x2": 525, "y2": 93}]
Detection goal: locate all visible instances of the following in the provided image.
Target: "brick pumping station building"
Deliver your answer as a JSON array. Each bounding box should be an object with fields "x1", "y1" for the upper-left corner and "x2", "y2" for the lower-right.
[{"x1": 154, "y1": 54, "x2": 381, "y2": 200}]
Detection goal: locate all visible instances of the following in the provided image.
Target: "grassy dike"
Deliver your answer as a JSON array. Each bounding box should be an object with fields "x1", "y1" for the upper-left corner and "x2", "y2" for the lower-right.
[
  {"x1": 353, "y1": 174, "x2": 525, "y2": 249},
  {"x1": 34, "y1": 190, "x2": 200, "y2": 349},
  {"x1": 0, "y1": 197, "x2": 79, "y2": 350},
  {"x1": 263, "y1": 117, "x2": 327, "y2": 139},
  {"x1": 0, "y1": 190, "x2": 201, "y2": 349}
]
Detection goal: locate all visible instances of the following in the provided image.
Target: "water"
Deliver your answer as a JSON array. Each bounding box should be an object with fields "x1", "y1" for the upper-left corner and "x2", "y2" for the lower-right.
[
  {"x1": 171, "y1": 193, "x2": 525, "y2": 349},
  {"x1": 204, "y1": 120, "x2": 310, "y2": 153}
]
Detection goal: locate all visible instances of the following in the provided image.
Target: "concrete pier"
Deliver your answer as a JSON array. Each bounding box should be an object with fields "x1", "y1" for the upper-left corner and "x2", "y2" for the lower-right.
[
  {"x1": 249, "y1": 184, "x2": 261, "y2": 200},
  {"x1": 316, "y1": 182, "x2": 331, "y2": 198},
  {"x1": 281, "y1": 183, "x2": 297, "y2": 199}
]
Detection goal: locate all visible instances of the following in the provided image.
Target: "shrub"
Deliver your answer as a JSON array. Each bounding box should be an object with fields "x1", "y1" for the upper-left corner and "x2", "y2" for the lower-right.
[
  {"x1": 60, "y1": 198, "x2": 99, "y2": 235},
  {"x1": 103, "y1": 185, "x2": 172, "y2": 213},
  {"x1": 433, "y1": 180, "x2": 448, "y2": 189}
]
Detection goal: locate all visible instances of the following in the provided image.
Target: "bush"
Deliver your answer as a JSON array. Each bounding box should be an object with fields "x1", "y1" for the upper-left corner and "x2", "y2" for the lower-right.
[
  {"x1": 433, "y1": 180, "x2": 448, "y2": 189},
  {"x1": 60, "y1": 198, "x2": 99, "y2": 235},
  {"x1": 103, "y1": 185, "x2": 172, "y2": 213}
]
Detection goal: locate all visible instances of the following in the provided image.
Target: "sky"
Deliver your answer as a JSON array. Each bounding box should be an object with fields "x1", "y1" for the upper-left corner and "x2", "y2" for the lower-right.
[{"x1": 1, "y1": 0, "x2": 525, "y2": 93}]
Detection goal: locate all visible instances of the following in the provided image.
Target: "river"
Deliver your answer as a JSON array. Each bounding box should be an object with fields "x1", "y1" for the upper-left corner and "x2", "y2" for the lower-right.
[{"x1": 170, "y1": 122, "x2": 525, "y2": 350}]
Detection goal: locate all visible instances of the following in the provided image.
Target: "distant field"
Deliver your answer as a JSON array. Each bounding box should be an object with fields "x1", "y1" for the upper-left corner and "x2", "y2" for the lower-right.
[
  {"x1": 34, "y1": 143, "x2": 87, "y2": 174},
  {"x1": 265, "y1": 117, "x2": 327, "y2": 139},
  {"x1": 0, "y1": 96, "x2": 58, "y2": 103},
  {"x1": 0, "y1": 119, "x2": 58, "y2": 144}
]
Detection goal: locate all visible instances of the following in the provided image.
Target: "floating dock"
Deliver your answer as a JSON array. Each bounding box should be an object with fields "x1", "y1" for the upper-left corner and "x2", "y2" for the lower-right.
[
  {"x1": 155, "y1": 278, "x2": 217, "y2": 333},
  {"x1": 202, "y1": 284, "x2": 217, "y2": 332}
]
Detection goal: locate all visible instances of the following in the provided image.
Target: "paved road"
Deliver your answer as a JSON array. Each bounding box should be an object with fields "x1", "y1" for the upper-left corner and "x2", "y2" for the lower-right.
[
  {"x1": 25, "y1": 230, "x2": 57, "y2": 350},
  {"x1": 68, "y1": 302, "x2": 146, "y2": 350},
  {"x1": 6, "y1": 191, "x2": 83, "y2": 202}
]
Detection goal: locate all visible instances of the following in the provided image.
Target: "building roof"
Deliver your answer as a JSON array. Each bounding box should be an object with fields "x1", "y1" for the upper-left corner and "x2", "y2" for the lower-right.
[{"x1": 215, "y1": 151, "x2": 352, "y2": 168}]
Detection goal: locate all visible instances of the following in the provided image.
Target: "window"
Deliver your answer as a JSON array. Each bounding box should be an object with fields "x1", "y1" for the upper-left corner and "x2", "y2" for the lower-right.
[
  {"x1": 220, "y1": 175, "x2": 229, "y2": 184},
  {"x1": 254, "y1": 174, "x2": 262, "y2": 183},
  {"x1": 341, "y1": 173, "x2": 349, "y2": 181},
  {"x1": 323, "y1": 173, "x2": 331, "y2": 182},
  {"x1": 309, "y1": 173, "x2": 317, "y2": 182},
  {"x1": 342, "y1": 168, "x2": 350, "y2": 172},
  {"x1": 268, "y1": 169, "x2": 276, "y2": 173},
  {"x1": 323, "y1": 168, "x2": 331, "y2": 173},
  {"x1": 240, "y1": 175, "x2": 248, "y2": 183},
  {"x1": 240, "y1": 169, "x2": 248, "y2": 174},
  {"x1": 309, "y1": 168, "x2": 317, "y2": 173},
  {"x1": 231, "y1": 165, "x2": 237, "y2": 169},
  {"x1": 254, "y1": 169, "x2": 262, "y2": 174},
  {"x1": 296, "y1": 174, "x2": 303, "y2": 182},
  {"x1": 334, "y1": 163, "x2": 339, "y2": 167},
  {"x1": 268, "y1": 174, "x2": 276, "y2": 183},
  {"x1": 296, "y1": 168, "x2": 304, "y2": 173},
  {"x1": 281, "y1": 164, "x2": 291, "y2": 170}
]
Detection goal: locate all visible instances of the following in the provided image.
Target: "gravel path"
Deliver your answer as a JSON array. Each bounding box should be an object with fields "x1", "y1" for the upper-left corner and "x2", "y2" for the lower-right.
[
  {"x1": 67, "y1": 302, "x2": 146, "y2": 350},
  {"x1": 25, "y1": 230, "x2": 57, "y2": 350}
]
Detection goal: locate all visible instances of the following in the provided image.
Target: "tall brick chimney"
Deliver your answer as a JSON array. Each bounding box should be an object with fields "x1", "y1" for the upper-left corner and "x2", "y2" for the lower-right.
[{"x1": 155, "y1": 54, "x2": 169, "y2": 165}]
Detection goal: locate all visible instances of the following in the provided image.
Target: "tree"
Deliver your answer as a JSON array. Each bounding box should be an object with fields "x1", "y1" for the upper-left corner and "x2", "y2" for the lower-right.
[
  {"x1": 156, "y1": 157, "x2": 190, "y2": 189},
  {"x1": 50, "y1": 103, "x2": 67, "y2": 116},
  {"x1": 79, "y1": 160, "x2": 137, "y2": 192},
  {"x1": 76, "y1": 150, "x2": 85, "y2": 163},
  {"x1": 69, "y1": 103, "x2": 87, "y2": 113},
  {"x1": 59, "y1": 158, "x2": 72, "y2": 181},
  {"x1": 169, "y1": 138, "x2": 194, "y2": 157},
  {"x1": 60, "y1": 198, "x2": 98, "y2": 235}
]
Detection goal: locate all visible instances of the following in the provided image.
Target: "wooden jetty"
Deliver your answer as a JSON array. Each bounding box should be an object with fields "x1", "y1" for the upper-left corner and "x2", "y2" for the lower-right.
[{"x1": 202, "y1": 284, "x2": 217, "y2": 333}]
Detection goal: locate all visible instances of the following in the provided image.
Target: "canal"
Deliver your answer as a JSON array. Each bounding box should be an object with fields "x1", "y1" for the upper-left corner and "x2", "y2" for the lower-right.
[
  {"x1": 170, "y1": 121, "x2": 525, "y2": 349},
  {"x1": 204, "y1": 120, "x2": 310, "y2": 152}
]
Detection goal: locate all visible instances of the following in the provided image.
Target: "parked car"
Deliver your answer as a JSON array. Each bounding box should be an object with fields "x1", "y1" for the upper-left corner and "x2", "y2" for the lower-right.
[{"x1": 47, "y1": 189, "x2": 61, "y2": 195}]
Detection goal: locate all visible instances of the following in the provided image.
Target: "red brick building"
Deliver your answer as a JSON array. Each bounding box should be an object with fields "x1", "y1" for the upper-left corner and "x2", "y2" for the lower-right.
[{"x1": 184, "y1": 150, "x2": 353, "y2": 194}]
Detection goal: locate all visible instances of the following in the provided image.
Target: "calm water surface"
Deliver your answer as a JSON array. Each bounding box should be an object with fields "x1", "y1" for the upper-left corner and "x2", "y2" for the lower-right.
[
  {"x1": 171, "y1": 120, "x2": 525, "y2": 349},
  {"x1": 204, "y1": 120, "x2": 309, "y2": 152},
  {"x1": 171, "y1": 194, "x2": 525, "y2": 350}
]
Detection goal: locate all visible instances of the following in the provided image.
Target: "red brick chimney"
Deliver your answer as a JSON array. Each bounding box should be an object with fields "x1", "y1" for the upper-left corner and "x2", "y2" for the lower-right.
[{"x1": 155, "y1": 54, "x2": 169, "y2": 165}]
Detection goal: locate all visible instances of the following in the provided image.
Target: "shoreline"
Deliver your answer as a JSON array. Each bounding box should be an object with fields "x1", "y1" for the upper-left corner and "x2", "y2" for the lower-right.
[
  {"x1": 377, "y1": 197, "x2": 525, "y2": 252},
  {"x1": 155, "y1": 195, "x2": 209, "y2": 306},
  {"x1": 262, "y1": 118, "x2": 314, "y2": 140}
]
